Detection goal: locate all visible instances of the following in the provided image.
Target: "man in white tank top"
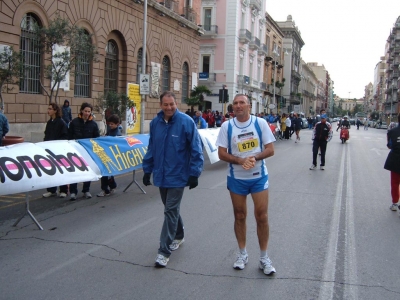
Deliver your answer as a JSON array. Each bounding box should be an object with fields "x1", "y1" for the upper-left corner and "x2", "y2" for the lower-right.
[{"x1": 215, "y1": 94, "x2": 276, "y2": 275}]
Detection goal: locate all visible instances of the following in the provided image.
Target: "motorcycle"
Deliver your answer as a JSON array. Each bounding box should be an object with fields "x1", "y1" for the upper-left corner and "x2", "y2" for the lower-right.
[{"x1": 340, "y1": 126, "x2": 350, "y2": 144}]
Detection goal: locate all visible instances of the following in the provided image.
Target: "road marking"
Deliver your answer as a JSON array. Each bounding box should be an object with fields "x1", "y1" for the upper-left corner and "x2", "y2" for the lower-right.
[
  {"x1": 318, "y1": 145, "x2": 345, "y2": 300},
  {"x1": 370, "y1": 148, "x2": 381, "y2": 156},
  {"x1": 36, "y1": 217, "x2": 157, "y2": 280},
  {"x1": 344, "y1": 143, "x2": 359, "y2": 299}
]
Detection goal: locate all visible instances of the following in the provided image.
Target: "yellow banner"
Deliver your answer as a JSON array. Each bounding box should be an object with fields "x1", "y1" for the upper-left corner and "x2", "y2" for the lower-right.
[{"x1": 126, "y1": 83, "x2": 141, "y2": 134}]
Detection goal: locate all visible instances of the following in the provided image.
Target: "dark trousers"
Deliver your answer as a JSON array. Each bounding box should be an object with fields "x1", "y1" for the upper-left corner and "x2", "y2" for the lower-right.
[
  {"x1": 69, "y1": 181, "x2": 91, "y2": 194},
  {"x1": 284, "y1": 127, "x2": 290, "y2": 139},
  {"x1": 158, "y1": 187, "x2": 185, "y2": 257},
  {"x1": 312, "y1": 139, "x2": 328, "y2": 166},
  {"x1": 47, "y1": 185, "x2": 68, "y2": 194},
  {"x1": 100, "y1": 176, "x2": 117, "y2": 193}
]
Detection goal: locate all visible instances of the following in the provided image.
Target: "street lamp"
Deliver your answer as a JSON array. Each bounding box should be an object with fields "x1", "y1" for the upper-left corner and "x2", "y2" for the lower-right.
[{"x1": 272, "y1": 49, "x2": 279, "y2": 114}]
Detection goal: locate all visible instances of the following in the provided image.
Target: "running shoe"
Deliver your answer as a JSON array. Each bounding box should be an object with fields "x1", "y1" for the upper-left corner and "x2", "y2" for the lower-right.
[
  {"x1": 390, "y1": 203, "x2": 398, "y2": 211},
  {"x1": 309, "y1": 164, "x2": 316, "y2": 170},
  {"x1": 97, "y1": 191, "x2": 110, "y2": 197},
  {"x1": 84, "y1": 192, "x2": 92, "y2": 199},
  {"x1": 42, "y1": 192, "x2": 57, "y2": 198},
  {"x1": 320, "y1": 166, "x2": 325, "y2": 170},
  {"x1": 69, "y1": 193, "x2": 77, "y2": 201},
  {"x1": 155, "y1": 254, "x2": 169, "y2": 267},
  {"x1": 59, "y1": 192, "x2": 67, "y2": 198},
  {"x1": 170, "y1": 238, "x2": 184, "y2": 251},
  {"x1": 233, "y1": 252, "x2": 248, "y2": 270},
  {"x1": 260, "y1": 256, "x2": 276, "y2": 275}
]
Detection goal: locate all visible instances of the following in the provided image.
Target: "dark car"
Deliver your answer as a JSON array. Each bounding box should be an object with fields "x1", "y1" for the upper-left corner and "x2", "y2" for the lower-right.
[
  {"x1": 301, "y1": 118, "x2": 308, "y2": 129},
  {"x1": 349, "y1": 119, "x2": 355, "y2": 125}
]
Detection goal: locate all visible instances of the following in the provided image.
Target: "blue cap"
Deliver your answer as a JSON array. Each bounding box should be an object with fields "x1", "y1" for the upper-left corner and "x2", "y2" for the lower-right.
[{"x1": 321, "y1": 114, "x2": 327, "y2": 119}]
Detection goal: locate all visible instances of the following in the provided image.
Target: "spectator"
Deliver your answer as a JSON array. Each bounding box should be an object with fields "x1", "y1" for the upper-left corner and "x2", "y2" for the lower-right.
[
  {"x1": 0, "y1": 107, "x2": 9, "y2": 146},
  {"x1": 68, "y1": 102, "x2": 100, "y2": 200},
  {"x1": 42, "y1": 103, "x2": 69, "y2": 198},
  {"x1": 142, "y1": 91, "x2": 204, "y2": 268},
  {"x1": 193, "y1": 111, "x2": 207, "y2": 129},
  {"x1": 62, "y1": 99, "x2": 72, "y2": 125},
  {"x1": 215, "y1": 111, "x2": 223, "y2": 127},
  {"x1": 384, "y1": 113, "x2": 400, "y2": 212},
  {"x1": 310, "y1": 114, "x2": 333, "y2": 170},
  {"x1": 97, "y1": 114, "x2": 121, "y2": 197},
  {"x1": 292, "y1": 113, "x2": 303, "y2": 143}
]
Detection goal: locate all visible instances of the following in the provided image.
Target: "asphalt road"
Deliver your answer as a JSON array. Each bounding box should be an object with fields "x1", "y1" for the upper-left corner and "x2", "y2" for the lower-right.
[{"x1": 1, "y1": 126, "x2": 399, "y2": 300}]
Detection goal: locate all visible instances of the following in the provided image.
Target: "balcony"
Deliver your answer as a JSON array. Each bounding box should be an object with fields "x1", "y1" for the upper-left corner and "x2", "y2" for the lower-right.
[
  {"x1": 251, "y1": 78, "x2": 259, "y2": 88},
  {"x1": 198, "y1": 72, "x2": 216, "y2": 83},
  {"x1": 394, "y1": 46, "x2": 400, "y2": 54},
  {"x1": 258, "y1": 44, "x2": 268, "y2": 56},
  {"x1": 249, "y1": 36, "x2": 260, "y2": 50},
  {"x1": 260, "y1": 82, "x2": 267, "y2": 90},
  {"x1": 291, "y1": 69, "x2": 301, "y2": 80},
  {"x1": 250, "y1": 0, "x2": 262, "y2": 11},
  {"x1": 201, "y1": 25, "x2": 218, "y2": 38},
  {"x1": 237, "y1": 75, "x2": 251, "y2": 86},
  {"x1": 158, "y1": 0, "x2": 178, "y2": 14},
  {"x1": 393, "y1": 71, "x2": 399, "y2": 78},
  {"x1": 239, "y1": 29, "x2": 251, "y2": 44},
  {"x1": 182, "y1": 6, "x2": 197, "y2": 23},
  {"x1": 288, "y1": 94, "x2": 301, "y2": 104}
]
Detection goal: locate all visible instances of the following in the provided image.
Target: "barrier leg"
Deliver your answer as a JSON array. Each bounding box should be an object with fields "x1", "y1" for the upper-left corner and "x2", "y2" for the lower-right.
[
  {"x1": 123, "y1": 170, "x2": 146, "y2": 194},
  {"x1": 12, "y1": 193, "x2": 44, "y2": 230}
]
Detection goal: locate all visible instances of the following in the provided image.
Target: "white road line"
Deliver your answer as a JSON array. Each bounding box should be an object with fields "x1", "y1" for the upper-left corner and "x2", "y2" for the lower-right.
[
  {"x1": 344, "y1": 143, "x2": 359, "y2": 299},
  {"x1": 318, "y1": 146, "x2": 345, "y2": 300},
  {"x1": 36, "y1": 217, "x2": 157, "y2": 280}
]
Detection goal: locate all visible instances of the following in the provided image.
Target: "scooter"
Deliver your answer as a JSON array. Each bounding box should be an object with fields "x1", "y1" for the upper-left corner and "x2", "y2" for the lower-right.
[{"x1": 340, "y1": 126, "x2": 350, "y2": 144}]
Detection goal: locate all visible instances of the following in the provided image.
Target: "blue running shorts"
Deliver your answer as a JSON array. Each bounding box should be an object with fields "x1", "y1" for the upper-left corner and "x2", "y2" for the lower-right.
[{"x1": 227, "y1": 175, "x2": 269, "y2": 195}]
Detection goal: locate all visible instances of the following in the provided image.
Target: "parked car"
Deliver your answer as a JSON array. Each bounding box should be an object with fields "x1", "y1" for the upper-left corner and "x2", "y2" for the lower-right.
[
  {"x1": 301, "y1": 118, "x2": 308, "y2": 129},
  {"x1": 349, "y1": 119, "x2": 356, "y2": 125},
  {"x1": 379, "y1": 122, "x2": 388, "y2": 129}
]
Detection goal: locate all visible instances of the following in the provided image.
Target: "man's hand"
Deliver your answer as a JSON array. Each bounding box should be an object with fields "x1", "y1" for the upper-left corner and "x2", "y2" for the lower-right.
[
  {"x1": 242, "y1": 156, "x2": 256, "y2": 170},
  {"x1": 187, "y1": 176, "x2": 198, "y2": 189},
  {"x1": 143, "y1": 173, "x2": 152, "y2": 186}
]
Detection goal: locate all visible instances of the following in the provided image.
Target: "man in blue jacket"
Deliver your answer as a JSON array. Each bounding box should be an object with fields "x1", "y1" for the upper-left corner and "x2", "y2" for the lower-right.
[{"x1": 142, "y1": 91, "x2": 204, "y2": 268}]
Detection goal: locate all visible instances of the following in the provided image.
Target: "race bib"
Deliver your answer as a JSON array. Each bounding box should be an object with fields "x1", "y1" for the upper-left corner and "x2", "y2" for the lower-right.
[{"x1": 237, "y1": 138, "x2": 259, "y2": 152}]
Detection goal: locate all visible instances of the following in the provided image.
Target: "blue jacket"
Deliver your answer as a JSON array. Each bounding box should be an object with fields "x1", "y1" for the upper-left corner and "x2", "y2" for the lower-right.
[
  {"x1": 0, "y1": 112, "x2": 9, "y2": 139},
  {"x1": 193, "y1": 115, "x2": 207, "y2": 129},
  {"x1": 143, "y1": 110, "x2": 204, "y2": 188}
]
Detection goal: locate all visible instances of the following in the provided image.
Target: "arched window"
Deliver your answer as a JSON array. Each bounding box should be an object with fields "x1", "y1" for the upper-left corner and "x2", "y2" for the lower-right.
[
  {"x1": 182, "y1": 62, "x2": 189, "y2": 103},
  {"x1": 104, "y1": 40, "x2": 118, "y2": 95},
  {"x1": 74, "y1": 30, "x2": 91, "y2": 98},
  {"x1": 19, "y1": 13, "x2": 41, "y2": 94},
  {"x1": 162, "y1": 56, "x2": 170, "y2": 91},
  {"x1": 136, "y1": 48, "x2": 142, "y2": 84}
]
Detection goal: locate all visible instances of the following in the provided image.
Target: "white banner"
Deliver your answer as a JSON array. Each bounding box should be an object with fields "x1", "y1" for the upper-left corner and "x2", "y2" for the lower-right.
[
  {"x1": 0, "y1": 141, "x2": 101, "y2": 196},
  {"x1": 198, "y1": 128, "x2": 220, "y2": 164}
]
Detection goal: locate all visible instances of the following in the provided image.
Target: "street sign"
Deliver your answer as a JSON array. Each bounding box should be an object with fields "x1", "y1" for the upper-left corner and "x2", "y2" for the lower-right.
[{"x1": 139, "y1": 74, "x2": 150, "y2": 95}]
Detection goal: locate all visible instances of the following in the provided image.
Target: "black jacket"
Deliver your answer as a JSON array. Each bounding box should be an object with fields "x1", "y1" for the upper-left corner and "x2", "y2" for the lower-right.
[
  {"x1": 292, "y1": 117, "x2": 303, "y2": 130},
  {"x1": 44, "y1": 117, "x2": 68, "y2": 141},
  {"x1": 384, "y1": 126, "x2": 400, "y2": 174},
  {"x1": 68, "y1": 115, "x2": 100, "y2": 140}
]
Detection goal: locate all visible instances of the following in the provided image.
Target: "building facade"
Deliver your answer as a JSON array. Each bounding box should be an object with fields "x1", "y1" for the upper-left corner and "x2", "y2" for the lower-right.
[
  {"x1": 0, "y1": 0, "x2": 202, "y2": 141},
  {"x1": 384, "y1": 16, "x2": 400, "y2": 123},
  {"x1": 299, "y1": 59, "x2": 318, "y2": 116},
  {"x1": 198, "y1": 0, "x2": 267, "y2": 115},
  {"x1": 275, "y1": 15, "x2": 305, "y2": 113}
]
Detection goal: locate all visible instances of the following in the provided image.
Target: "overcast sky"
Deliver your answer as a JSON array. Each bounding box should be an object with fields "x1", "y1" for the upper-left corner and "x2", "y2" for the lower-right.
[{"x1": 267, "y1": 0, "x2": 399, "y2": 99}]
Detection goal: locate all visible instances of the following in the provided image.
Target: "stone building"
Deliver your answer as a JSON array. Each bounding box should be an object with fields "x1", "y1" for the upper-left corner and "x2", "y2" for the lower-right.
[{"x1": 0, "y1": 0, "x2": 202, "y2": 141}]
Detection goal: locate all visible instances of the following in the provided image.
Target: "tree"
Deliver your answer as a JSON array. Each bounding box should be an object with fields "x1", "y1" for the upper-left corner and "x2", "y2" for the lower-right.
[
  {"x1": 0, "y1": 46, "x2": 23, "y2": 110},
  {"x1": 184, "y1": 85, "x2": 212, "y2": 113},
  {"x1": 95, "y1": 91, "x2": 135, "y2": 135},
  {"x1": 34, "y1": 15, "x2": 98, "y2": 104}
]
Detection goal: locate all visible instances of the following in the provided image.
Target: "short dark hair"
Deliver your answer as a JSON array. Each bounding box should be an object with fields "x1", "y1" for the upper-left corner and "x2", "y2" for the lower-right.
[
  {"x1": 49, "y1": 102, "x2": 62, "y2": 118},
  {"x1": 233, "y1": 94, "x2": 250, "y2": 104},
  {"x1": 159, "y1": 91, "x2": 176, "y2": 103},
  {"x1": 80, "y1": 102, "x2": 93, "y2": 112},
  {"x1": 107, "y1": 114, "x2": 120, "y2": 124}
]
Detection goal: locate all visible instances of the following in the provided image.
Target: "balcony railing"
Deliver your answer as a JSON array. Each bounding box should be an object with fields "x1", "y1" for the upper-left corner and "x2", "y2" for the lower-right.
[
  {"x1": 249, "y1": 36, "x2": 260, "y2": 50},
  {"x1": 393, "y1": 71, "x2": 399, "y2": 78},
  {"x1": 201, "y1": 25, "x2": 218, "y2": 38},
  {"x1": 250, "y1": 0, "x2": 262, "y2": 11},
  {"x1": 182, "y1": 6, "x2": 197, "y2": 23},
  {"x1": 198, "y1": 72, "x2": 216, "y2": 82},
  {"x1": 258, "y1": 44, "x2": 268, "y2": 56},
  {"x1": 158, "y1": 0, "x2": 178, "y2": 14},
  {"x1": 239, "y1": 29, "x2": 251, "y2": 44},
  {"x1": 237, "y1": 75, "x2": 251, "y2": 85}
]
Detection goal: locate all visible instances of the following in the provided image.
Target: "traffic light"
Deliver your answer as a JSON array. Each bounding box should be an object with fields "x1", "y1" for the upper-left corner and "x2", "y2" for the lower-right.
[{"x1": 219, "y1": 89, "x2": 229, "y2": 103}]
